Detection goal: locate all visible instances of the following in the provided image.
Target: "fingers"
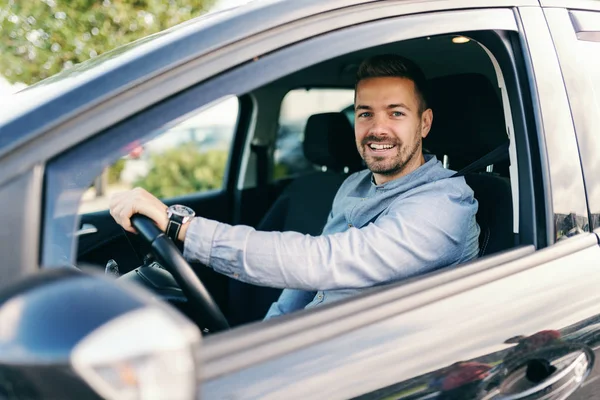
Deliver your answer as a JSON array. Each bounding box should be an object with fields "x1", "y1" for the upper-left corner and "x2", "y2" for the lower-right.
[
  {"x1": 109, "y1": 187, "x2": 168, "y2": 233},
  {"x1": 109, "y1": 191, "x2": 136, "y2": 233}
]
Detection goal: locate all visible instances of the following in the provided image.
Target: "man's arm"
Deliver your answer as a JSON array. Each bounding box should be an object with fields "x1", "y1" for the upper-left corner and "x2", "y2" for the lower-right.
[{"x1": 184, "y1": 189, "x2": 479, "y2": 291}]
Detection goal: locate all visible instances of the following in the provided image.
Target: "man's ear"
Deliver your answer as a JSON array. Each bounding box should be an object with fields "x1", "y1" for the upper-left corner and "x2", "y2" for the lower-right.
[{"x1": 421, "y1": 108, "x2": 433, "y2": 138}]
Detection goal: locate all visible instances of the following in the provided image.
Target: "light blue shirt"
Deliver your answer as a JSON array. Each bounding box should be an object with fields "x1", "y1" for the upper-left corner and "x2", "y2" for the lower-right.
[{"x1": 183, "y1": 155, "x2": 480, "y2": 320}]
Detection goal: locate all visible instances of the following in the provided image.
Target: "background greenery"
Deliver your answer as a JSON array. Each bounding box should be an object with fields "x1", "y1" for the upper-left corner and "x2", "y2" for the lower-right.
[
  {"x1": 1, "y1": 0, "x2": 229, "y2": 201},
  {"x1": 134, "y1": 145, "x2": 228, "y2": 198},
  {"x1": 0, "y1": 0, "x2": 216, "y2": 85}
]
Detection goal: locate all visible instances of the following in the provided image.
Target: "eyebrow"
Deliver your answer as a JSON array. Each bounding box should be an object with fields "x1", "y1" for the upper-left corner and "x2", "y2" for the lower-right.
[
  {"x1": 388, "y1": 103, "x2": 412, "y2": 111},
  {"x1": 355, "y1": 103, "x2": 412, "y2": 112}
]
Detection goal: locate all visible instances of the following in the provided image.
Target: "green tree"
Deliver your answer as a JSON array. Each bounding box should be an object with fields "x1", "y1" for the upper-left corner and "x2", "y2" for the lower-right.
[
  {"x1": 0, "y1": 0, "x2": 216, "y2": 85},
  {"x1": 134, "y1": 145, "x2": 228, "y2": 198}
]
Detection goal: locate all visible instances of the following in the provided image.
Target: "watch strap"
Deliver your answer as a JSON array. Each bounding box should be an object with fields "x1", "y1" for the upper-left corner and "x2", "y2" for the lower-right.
[{"x1": 166, "y1": 218, "x2": 182, "y2": 242}]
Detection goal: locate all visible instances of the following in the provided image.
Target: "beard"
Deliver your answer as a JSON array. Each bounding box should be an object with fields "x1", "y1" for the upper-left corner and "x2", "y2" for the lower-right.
[{"x1": 358, "y1": 123, "x2": 423, "y2": 177}]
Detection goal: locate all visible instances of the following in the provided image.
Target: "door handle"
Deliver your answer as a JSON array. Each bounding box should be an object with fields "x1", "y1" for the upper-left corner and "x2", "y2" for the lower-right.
[
  {"x1": 489, "y1": 345, "x2": 594, "y2": 400},
  {"x1": 74, "y1": 223, "x2": 98, "y2": 237}
]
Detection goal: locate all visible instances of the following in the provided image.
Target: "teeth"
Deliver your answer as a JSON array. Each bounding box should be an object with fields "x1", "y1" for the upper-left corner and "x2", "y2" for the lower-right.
[{"x1": 369, "y1": 144, "x2": 394, "y2": 150}]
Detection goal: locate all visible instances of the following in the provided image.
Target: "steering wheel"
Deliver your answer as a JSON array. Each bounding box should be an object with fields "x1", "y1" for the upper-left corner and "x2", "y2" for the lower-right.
[{"x1": 130, "y1": 214, "x2": 229, "y2": 333}]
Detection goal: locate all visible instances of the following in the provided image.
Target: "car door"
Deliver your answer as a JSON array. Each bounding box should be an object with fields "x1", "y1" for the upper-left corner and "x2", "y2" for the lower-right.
[
  {"x1": 22, "y1": 1, "x2": 600, "y2": 399},
  {"x1": 195, "y1": 5, "x2": 600, "y2": 400}
]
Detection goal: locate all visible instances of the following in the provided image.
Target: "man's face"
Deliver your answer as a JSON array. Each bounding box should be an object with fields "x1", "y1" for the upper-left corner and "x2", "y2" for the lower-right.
[{"x1": 354, "y1": 76, "x2": 432, "y2": 184}]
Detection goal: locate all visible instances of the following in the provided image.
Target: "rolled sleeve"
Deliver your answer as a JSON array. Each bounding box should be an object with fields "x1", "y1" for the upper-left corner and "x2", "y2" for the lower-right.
[{"x1": 183, "y1": 217, "x2": 220, "y2": 265}]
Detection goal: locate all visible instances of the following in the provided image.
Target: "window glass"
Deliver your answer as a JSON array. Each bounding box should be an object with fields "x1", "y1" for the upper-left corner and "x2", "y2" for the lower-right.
[
  {"x1": 559, "y1": 11, "x2": 600, "y2": 231},
  {"x1": 78, "y1": 97, "x2": 239, "y2": 213},
  {"x1": 576, "y1": 38, "x2": 600, "y2": 229},
  {"x1": 274, "y1": 88, "x2": 354, "y2": 180}
]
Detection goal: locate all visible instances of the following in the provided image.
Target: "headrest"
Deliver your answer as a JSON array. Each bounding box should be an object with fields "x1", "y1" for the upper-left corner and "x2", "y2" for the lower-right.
[
  {"x1": 424, "y1": 73, "x2": 509, "y2": 171},
  {"x1": 303, "y1": 112, "x2": 363, "y2": 172}
]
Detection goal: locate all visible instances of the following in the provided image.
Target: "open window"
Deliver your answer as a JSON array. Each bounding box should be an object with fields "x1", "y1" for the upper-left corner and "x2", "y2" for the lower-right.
[
  {"x1": 223, "y1": 31, "x2": 526, "y2": 326},
  {"x1": 42, "y1": 8, "x2": 540, "y2": 335}
]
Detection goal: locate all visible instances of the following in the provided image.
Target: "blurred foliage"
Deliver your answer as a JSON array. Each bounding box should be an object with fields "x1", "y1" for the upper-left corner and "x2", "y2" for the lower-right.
[
  {"x1": 107, "y1": 158, "x2": 126, "y2": 184},
  {"x1": 0, "y1": 0, "x2": 216, "y2": 84},
  {"x1": 134, "y1": 145, "x2": 228, "y2": 198}
]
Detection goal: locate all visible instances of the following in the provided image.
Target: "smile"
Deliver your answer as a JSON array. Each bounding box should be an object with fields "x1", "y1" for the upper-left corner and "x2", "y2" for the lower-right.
[{"x1": 368, "y1": 143, "x2": 396, "y2": 150}]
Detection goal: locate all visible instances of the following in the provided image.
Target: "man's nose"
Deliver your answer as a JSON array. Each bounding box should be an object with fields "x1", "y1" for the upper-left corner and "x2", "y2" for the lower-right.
[{"x1": 369, "y1": 114, "x2": 389, "y2": 135}]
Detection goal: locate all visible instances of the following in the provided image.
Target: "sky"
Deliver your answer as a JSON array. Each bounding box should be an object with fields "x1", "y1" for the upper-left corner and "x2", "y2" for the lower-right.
[{"x1": 0, "y1": 0, "x2": 256, "y2": 99}]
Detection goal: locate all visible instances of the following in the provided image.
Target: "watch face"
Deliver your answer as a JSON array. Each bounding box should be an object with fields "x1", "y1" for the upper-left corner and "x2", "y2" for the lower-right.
[{"x1": 169, "y1": 204, "x2": 195, "y2": 218}]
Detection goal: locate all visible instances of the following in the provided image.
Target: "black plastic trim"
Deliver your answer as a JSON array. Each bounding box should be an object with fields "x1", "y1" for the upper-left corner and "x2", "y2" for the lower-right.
[{"x1": 229, "y1": 95, "x2": 255, "y2": 225}]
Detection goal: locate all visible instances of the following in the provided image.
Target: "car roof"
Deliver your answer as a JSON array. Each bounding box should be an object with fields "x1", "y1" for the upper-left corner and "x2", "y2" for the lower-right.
[{"x1": 0, "y1": 0, "x2": 538, "y2": 155}]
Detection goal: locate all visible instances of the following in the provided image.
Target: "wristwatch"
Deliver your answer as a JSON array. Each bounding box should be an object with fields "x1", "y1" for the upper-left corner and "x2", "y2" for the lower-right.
[{"x1": 166, "y1": 204, "x2": 195, "y2": 242}]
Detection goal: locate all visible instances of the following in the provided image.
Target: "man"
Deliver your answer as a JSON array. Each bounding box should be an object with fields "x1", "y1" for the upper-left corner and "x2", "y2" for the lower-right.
[{"x1": 110, "y1": 54, "x2": 480, "y2": 320}]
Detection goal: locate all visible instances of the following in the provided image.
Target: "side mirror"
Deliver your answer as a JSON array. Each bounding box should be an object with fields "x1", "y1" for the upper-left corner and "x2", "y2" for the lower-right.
[{"x1": 0, "y1": 268, "x2": 201, "y2": 400}]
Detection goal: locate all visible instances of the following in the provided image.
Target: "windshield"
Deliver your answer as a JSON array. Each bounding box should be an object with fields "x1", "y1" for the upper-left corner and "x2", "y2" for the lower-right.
[{"x1": 0, "y1": 7, "x2": 237, "y2": 127}]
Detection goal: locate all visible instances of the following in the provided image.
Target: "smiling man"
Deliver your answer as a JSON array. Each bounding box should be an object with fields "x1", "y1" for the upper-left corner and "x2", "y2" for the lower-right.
[
  {"x1": 354, "y1": 58, "x2": 433, "y2": 185},
  {"x1": 109, "y1": 54, "x2": 480, "y2": 320}
]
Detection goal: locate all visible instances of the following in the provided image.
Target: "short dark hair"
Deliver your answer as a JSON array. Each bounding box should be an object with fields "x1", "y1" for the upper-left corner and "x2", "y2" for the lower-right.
[{"x1": 356, "y1": 54, "x2": 429, "y2": 114}]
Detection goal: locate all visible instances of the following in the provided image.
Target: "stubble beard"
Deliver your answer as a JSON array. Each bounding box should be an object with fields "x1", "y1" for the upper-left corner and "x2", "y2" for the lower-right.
[{"x1": 360, "y1": 123, "x2": 423, "y2": 177}]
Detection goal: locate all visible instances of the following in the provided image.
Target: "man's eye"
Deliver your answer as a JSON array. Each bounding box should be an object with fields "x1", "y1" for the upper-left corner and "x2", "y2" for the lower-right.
[
  {"x1": 392, "y1": 111, "x2": 405, "y2": 117},
  {"x1": 358, "y1": 112, "x2": 371, "y2": 118}
]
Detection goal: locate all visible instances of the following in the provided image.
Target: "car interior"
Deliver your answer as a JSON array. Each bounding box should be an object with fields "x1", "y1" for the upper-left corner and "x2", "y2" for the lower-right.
[{"x1": 72, "y1": 33, "x2": 518, "y2": 331}]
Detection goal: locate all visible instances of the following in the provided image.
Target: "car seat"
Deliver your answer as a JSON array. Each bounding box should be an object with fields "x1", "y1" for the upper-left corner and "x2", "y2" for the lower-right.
[{"x1": 227, "y1": 112, "x2": 363, "y2": 325}]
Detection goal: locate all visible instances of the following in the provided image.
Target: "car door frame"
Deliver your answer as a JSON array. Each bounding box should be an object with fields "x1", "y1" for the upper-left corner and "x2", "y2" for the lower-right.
[
  {"x1": 39, "y1": 7, "x2": 537, "y2": 254},
  {"x1": 39, "y1": 5, "x2": 540, "y2": 263}
]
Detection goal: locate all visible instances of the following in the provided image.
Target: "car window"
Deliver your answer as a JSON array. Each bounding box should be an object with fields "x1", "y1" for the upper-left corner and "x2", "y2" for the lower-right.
[
  {"x1": 552, "y1": 10, "x2": 600, "y2": 230},
  {"x1": 43, "y1": 20, "x2": 527, "y2": 329},
  {"x1": 78, "y1": 97, "x2": 239, "y2": 213},
  {"x1": 274, "y1": 88, "x2": 354, "y2": 180},
  {"x1": 575, "y1": 36, "x2": 600, "y2": 229}
]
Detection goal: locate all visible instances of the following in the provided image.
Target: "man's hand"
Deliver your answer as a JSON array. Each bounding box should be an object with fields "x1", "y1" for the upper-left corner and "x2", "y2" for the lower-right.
[{"x1": 109, "y1": 187, "x2": 168, "y2": 234}]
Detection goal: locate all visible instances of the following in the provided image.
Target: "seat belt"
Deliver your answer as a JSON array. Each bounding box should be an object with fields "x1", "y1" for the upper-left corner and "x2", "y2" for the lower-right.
[
  {"x1": 250, "y1": 137, "x2": 271, "y2": 221},
  {"x1": 251, "y1": 138, "x2": 270, "y2": 189},
  {"x1": 451, "y1": 142, "x2": 510, "y2": 178}
]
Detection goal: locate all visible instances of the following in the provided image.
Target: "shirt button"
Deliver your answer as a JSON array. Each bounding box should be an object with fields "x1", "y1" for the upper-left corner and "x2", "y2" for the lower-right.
[
  {"x1": 348, "y1": 223, "x2": 353, "y2": 228},
  {"x1": 233, "y1": 273, "x2": 239, "y2": 279},
  {"x1": 317, "y1": 293, "x2": 324, "y2": 300}
]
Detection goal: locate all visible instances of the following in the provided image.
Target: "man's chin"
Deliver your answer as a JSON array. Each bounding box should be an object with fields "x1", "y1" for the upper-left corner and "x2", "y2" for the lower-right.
[{"x1": 366, "y1": 163, "x2": 403, "y2": 176}]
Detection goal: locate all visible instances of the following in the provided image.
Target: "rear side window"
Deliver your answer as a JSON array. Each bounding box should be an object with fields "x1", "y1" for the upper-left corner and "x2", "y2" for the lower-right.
[
  {"x1": 558, "y1": 10, "x2": 600, "y2": 229},
  {"x1": 575, "y1": 24, "x2": 600, "y2": 229},
  {"x1": 274, "y1": 88, "x2": 354, "y2": 180}
]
